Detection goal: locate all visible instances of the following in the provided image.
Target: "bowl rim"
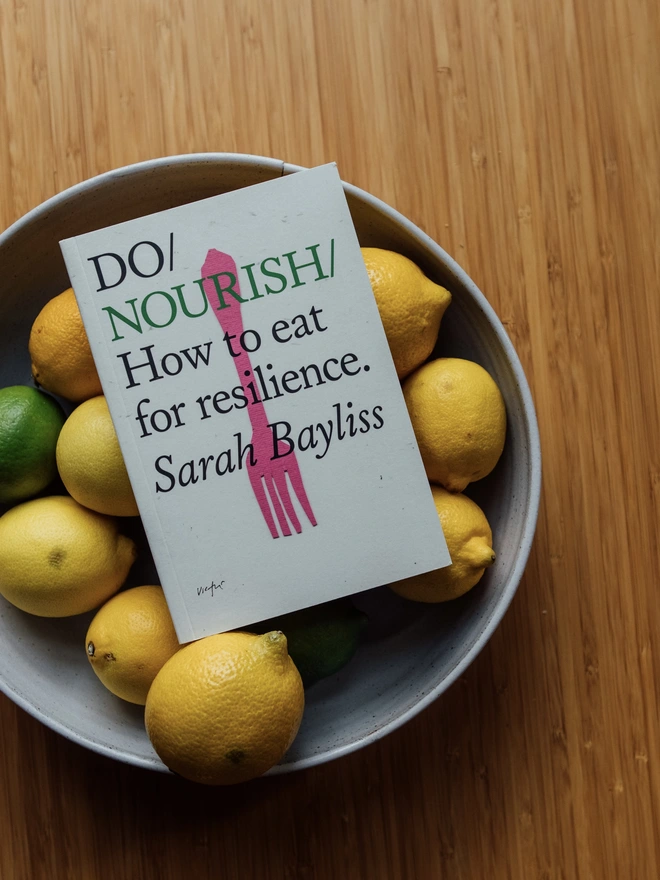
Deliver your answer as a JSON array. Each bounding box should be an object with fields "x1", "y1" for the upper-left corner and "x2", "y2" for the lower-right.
[{"x1": 0, "y1": 152, "x2": 542, "y2": 775}]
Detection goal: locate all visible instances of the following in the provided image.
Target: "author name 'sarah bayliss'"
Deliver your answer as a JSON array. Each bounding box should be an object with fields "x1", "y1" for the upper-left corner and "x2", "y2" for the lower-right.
[{"x1": 152, "y1": 399, "x2": 384, "y2": 494}]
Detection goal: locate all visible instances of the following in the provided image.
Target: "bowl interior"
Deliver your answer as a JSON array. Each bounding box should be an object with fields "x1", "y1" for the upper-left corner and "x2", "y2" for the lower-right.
[{"x1": 0, "y1": 155, "x2": 539, "y2": 772}]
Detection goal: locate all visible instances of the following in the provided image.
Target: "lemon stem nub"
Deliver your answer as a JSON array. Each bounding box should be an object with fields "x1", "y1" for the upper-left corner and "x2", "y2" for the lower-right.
[
  {"x1": 257, "y1": 631, "x2": 289, "y2": 663},
  {"x1": 465, "y1": 537, "x2": 496, "y2": 570}
]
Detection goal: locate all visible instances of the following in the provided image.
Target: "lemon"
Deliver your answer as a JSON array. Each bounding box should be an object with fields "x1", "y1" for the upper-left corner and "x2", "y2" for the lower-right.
[
  {"x1": 248, "y1": 599, "x2": 368, "y2": 687},
  {"x1": 0, "y1": 386, "x2": 65, "y2": 504},
  {"x1": 56, "y1": 396, "x2": 139, "y2": 517},
  {"x1": 403, "y1": 358, "x2": 506, "y2": 492},
  {"x1": 29, "y1": 287, "x2": 102, "y2": 402},
  {"x1": 86, "y1": 585, "x2": 179, "y2": 705},
  {"x1": 390, "y1": 485, "x2": 495, "y2": 602},
  {"x1": 362, "y1": 247, "x2": 451, "y2": 379},
  {"x1": 145, "y1": 631, "x2": 304, "y2": 785},
  {"x1": 0, "y1": 496, "x2": 136, "y2": 616}
]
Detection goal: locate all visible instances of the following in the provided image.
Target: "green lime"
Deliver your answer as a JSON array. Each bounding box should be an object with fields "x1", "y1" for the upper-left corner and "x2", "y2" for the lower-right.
[
  {"x1": 0, "y1": 386, "x2": 66, "y2": 504},
  {"x1": 248, "y1": 599, "x2": 368, "y2": 687}
]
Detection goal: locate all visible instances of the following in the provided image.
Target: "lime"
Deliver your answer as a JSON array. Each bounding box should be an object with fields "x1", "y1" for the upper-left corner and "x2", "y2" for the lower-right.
[
  {"x1": 0, "y1": 386, "x2": 66, "y2": 504},
  {"x1": 247, "y1": 599, "x2": 368, "y2": 687}
]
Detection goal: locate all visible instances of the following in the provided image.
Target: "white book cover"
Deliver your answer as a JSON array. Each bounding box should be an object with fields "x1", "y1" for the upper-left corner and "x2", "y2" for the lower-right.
[{"x1": 60, "y1": 164, "x2": 450, "y2": 642}]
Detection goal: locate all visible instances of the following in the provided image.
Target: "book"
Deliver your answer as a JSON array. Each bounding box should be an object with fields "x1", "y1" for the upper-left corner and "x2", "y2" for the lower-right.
[{"x1": 60, "y1": 163, "x2": 450, "y2": 642}]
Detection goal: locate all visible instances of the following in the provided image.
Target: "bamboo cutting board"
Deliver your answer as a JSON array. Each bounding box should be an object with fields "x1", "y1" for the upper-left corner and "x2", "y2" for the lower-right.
[{"x1": 0, "y1": 0, "x2": 659, "y2": 877}]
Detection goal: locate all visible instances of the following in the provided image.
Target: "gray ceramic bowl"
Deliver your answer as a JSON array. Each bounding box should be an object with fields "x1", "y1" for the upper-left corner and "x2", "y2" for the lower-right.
[{"x1": 0, "y1": 153, "x2": 541, "y2": 774}]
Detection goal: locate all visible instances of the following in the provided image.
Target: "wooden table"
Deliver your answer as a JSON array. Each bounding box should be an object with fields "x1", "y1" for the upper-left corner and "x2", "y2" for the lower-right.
[{"x1": 1, "y1": 1, "x2": 658, "y2": 877}]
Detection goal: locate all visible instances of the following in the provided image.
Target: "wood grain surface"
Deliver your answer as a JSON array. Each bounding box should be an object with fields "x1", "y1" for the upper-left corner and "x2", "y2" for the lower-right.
[{"x1": 1, "y1": 0, "x2": 659, "y2": 877}]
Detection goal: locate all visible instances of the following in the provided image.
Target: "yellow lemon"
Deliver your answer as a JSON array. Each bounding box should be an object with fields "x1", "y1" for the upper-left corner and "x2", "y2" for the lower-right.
[
  {"x1": 29, "y1": 288, "x2": 102, "y2": 403},
  {"x1": 390, "y1": 485, "x2": 495, "y2": 602},
  {"x1": 0, "y1": 496, "x2": 136, "y2": 616},
  {"x1": 145, "y1": 631, "x2": 304, "y2": 785},
  {"x1": 56, "y1": 396, "x2": 139, "y2": 517},
  {"x1": 362, "y1": 248, "x2": 451, "y2": 379},
  {"x1": 403, "y1": 358, "x2": 506, "y2": 492},
  {"x1": 86, "y1": 585, "x2": 180, "y2": 705}
]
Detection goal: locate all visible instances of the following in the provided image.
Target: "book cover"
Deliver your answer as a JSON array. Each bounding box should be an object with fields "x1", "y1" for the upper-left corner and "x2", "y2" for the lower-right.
[{"x1": 60, "y1": 164, "x2": 450, "y2": 642}]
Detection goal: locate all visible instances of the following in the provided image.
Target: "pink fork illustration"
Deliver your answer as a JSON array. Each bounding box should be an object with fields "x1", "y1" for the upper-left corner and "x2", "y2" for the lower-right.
[{"x1": 201, "y1": 249, "x2": 317, "y2": 539}]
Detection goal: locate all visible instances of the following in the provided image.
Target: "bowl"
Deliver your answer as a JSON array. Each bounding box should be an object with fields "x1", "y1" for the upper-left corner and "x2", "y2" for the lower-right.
[{"x1": 0, "y1": 153, "x2": 541, "y2": 774}]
